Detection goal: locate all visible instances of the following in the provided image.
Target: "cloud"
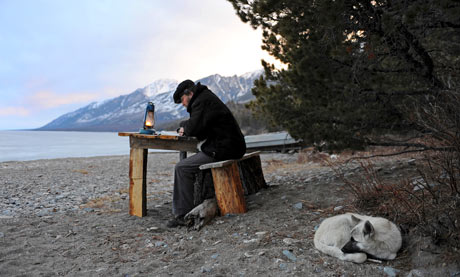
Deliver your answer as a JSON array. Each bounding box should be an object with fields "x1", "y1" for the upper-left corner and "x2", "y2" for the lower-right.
[
  {"x1": 0, "y1": 106, "x2": 30, "y2": 116},
  {"x1": 28, "y1": 91, "x2": 98, "y2": 109},
  {"x1": 0, "y1": 0, "x2": 273, "y2": 130}
]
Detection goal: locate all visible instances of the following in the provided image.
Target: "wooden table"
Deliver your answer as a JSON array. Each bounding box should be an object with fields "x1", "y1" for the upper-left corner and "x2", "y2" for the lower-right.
[{"x1": 118, "y1": 132, "x2": 198, "y2": 217}]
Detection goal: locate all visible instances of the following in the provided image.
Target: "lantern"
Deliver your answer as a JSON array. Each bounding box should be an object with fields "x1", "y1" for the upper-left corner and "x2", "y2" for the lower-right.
[{"x1": 139, "y1": 102, "x2": 156, "y2": 134}]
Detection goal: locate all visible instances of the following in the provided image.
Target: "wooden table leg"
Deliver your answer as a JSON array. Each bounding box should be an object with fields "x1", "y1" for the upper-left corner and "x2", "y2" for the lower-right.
[{"x1": 129, "y1": 148, "x2": 148, "y2": 217}]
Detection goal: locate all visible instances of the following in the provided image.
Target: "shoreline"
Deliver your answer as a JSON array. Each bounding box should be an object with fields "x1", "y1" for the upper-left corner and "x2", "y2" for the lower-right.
[{"x1": 0, "y1": 150, "x2": 179, "y2": 163}]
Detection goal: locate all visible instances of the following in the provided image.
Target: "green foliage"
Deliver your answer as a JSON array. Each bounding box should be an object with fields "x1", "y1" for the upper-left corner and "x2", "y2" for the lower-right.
[{"x1": 228, "y1": 0, "x2": 460, "y2": 150}]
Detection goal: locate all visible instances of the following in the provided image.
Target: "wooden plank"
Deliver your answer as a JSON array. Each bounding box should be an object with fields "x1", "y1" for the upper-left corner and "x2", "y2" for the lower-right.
[
  {"x1": 119, "y1": 132, "x2": 179, "y2": 139},
  {"x1": 199, "y1": 152, "x2": 261, "y2": 170},
  {"x1": 129, "y1": 136, "x2": 198, "y2": 152},
  {"x1": 129, "y1": 148, "x2": 147, "y2": 217},
  {"x1": 211, "y1": 162, "x2": 247, "y2": 215},
  {"x1": 119, "y1": 132, "x2": 197, "y2": 142},
  {"x1": 118, "y1": 132, "x2": 134, "y2": 137}
]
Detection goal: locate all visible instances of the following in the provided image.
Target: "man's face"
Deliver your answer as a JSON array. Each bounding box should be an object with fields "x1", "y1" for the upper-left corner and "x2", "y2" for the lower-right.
[{"x1": 181, "y1": 93, "x2": 193, "y2": 107}]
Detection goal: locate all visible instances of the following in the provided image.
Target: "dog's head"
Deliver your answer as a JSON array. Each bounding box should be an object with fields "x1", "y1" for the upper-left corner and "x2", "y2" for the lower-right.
[{"x1": 341, "y1": 215, "x2": 397, "y2": 260}]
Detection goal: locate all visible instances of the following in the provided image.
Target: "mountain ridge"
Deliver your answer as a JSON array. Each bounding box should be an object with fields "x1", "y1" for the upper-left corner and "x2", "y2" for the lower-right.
[{"x1": 38, "y1": 70, "x2": 263, "y2": 132}]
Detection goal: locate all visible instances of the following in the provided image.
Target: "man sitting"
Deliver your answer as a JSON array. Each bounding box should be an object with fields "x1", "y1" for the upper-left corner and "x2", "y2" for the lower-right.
[{"x1": 168, "y1": 79, "x2": 246, "y2": 227}]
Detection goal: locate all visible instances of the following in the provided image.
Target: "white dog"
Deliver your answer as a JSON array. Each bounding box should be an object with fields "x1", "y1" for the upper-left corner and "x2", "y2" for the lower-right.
[{"x1": 314, "y1": 213, "x2": 402, "y2": 263}]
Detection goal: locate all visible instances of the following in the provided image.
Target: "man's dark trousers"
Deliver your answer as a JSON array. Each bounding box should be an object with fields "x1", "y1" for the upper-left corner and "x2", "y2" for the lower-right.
[{"x1": 173, "y1": 151, "x2": 217, "y2": 216}]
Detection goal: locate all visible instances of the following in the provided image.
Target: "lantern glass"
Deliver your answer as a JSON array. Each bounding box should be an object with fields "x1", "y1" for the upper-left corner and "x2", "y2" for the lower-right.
[{"x1": 144, "y1": 111, "x2": 154, "y2": 129}]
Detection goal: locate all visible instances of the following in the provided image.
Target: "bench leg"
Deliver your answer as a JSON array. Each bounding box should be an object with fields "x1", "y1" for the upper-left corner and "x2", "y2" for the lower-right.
[
  {"x1": 129, "y1": 148, "x2": 148, "y2": 217},
  {"x1": 211, "y1": 162, "x2": 247, "y2": 215}
]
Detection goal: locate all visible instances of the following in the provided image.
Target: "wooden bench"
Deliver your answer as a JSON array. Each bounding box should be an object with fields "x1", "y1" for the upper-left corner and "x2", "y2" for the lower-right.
[{"x1": 199, "y1": 151, "x2": 267, "y2": 215}]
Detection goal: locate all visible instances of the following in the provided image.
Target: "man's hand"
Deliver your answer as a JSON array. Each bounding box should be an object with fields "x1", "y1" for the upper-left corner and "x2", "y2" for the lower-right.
[{"x1": 177, "y1": 127, "x2": 185, "y2": 136}]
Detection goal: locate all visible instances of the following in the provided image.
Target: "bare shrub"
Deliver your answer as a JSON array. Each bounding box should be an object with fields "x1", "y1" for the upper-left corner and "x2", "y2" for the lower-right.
[
  {"x1": 334, "y1": 158, "x2": 459, "y2": 247},
  {"x1": 297, "y1": 147, "x2": 332, "y2": 164},
  {"x1": 331, "y1": 91, "x2": 460, "y2": 247}
]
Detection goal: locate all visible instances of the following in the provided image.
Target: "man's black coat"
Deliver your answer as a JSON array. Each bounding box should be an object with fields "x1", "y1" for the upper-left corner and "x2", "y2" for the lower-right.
[{"x1": 179, "y1": 83, "x2": 246, "y2": 161}]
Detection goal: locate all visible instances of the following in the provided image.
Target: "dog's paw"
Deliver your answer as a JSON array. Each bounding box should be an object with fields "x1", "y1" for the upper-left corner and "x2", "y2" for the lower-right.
[{"x1": 345, "y1": 253, "x2": 367, "y2": 263}]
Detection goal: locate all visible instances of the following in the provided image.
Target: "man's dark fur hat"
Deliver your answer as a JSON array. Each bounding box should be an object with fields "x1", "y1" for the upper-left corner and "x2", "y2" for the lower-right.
[{"x1": 173, "y1": 79, "x2": 195, "y2": 104}]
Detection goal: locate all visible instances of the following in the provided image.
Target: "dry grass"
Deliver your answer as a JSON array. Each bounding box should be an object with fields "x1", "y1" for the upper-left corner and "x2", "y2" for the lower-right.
[
  {"x1": 330, "y1": 148, "x2": 460, "y2": 248},
  {"x1": 72, "y1": 169, "x2": 89, "y2": 175},
  {"x1": 81, "y1": 195, "x2": 119, "y2": 209},
  {"x1": 263, "y1": 159, "x2": 292, "y2": 174}
]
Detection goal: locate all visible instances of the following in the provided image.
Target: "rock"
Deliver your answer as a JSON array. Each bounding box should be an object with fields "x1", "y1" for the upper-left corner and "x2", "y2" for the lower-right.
[
  {"x1": 334, "y1": 206, "x2": 343, "y2": 211},
  {"x1": 413, "y1": 180, "x2": 437, "y2": 191},
  {"x1": 0, "y1": 215, "x2": 13, "y2": 219},
  {"x1": 293, "y1": 202, "x2": 303, "y2": 210},
  {"x1": 145, "y1": 239, "x2": 154, "y2": 248},
  {"x1": 155, "y1": 241, "x2": 167, "y2": 247},
  {"x1": 201, "y1": 267, "x2": 211, "y2": 273},
  {"x1": 406, "y1": 269, "x2": 427, "y2": 277},
  {"x1": 36, "y1": 208, "x2": 52, "y2": 217},
  {"x1": 2, "y1": 210, "x2": 13, "y2": 216},
  {"x1": 383, "y1": 266, "x2": 400, "y2": 277},
  {"x1": 255, "y1": 231, "x2": 267, "y2": 237},
  {"x1": 147, "y1": 226, "x2": 159, "y2": 231},
  {"x1": 282, "y1": 250, "x2": 297, "y2": 262},
  {"x1": 279, "y1": 263, "x2": 287, "y2": 270},
  {"x1": 282, "y1": 238, "x2": 299, "y2": 245},
  {"x1": 243, "y1": 239, "x2": 258, "y2": 244},
  {"x1": 211, "y1": 254, "x2": 219, "y2": 259}
]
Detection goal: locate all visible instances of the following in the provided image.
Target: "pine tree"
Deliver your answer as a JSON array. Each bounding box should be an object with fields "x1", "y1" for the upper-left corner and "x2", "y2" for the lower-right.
[{"x1": 228, "y1": 0, "x2": 460, "y2": 150}]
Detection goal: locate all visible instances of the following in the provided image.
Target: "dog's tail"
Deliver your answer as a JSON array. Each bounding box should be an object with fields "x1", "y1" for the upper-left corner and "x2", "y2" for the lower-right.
[{"x1": 314, "y1": 238, "x2": 367, "y2": 264}]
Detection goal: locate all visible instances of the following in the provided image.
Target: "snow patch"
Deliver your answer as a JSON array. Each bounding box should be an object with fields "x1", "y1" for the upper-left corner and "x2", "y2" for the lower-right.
[{"x1": 143, "y1": 79, "x2": 178, "y2": 98}]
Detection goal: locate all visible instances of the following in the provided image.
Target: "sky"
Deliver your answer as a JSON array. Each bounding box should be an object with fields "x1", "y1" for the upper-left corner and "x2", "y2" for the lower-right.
[{"x1": 0, "y1": 0, "x2": 274, "y2": 130}]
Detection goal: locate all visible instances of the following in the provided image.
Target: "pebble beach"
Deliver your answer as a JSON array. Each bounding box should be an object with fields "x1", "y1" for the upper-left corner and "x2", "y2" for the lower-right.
[{"x1": 1, "y1": 152, "x2": 458, "y2": 276}]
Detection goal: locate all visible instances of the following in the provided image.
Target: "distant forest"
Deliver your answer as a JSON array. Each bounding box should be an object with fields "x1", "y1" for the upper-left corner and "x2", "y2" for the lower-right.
[{"x1": 157, "y1": 101, "x2": 282, "y2": 135}]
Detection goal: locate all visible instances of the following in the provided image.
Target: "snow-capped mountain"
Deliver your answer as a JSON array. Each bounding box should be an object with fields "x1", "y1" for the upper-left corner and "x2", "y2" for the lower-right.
[
  {"x1": 143, "y1": 79, "x2": 178, "y2": 98},
  {"x1": 38, "y1": 70, "x2": 263, "y2": 132}
]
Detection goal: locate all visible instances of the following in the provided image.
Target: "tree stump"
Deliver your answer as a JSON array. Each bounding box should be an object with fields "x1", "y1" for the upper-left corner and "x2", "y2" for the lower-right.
[
  {"x1": 238, "y1": 154, "x2": 268, "y2": 195},
  {"x1": 194, "y1": 152, "x2": 267, "y2": 215},
  {"x1": 193, "y1": 169, "x2": 215, "y2": 207}
]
